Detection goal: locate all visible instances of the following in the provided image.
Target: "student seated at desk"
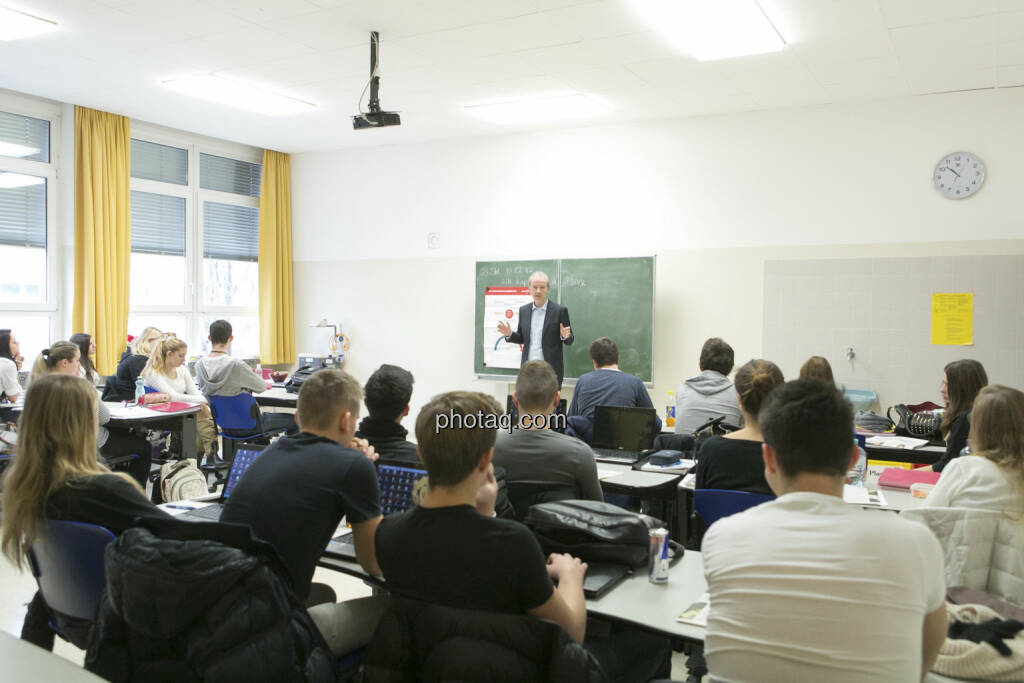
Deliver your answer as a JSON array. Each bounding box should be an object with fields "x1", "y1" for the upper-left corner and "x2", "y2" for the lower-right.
[
  {"x1": 354, "y1": 363, "x2": 419, "y2": 465},
  {"x1": 494, "y1": 360, "x2": 602, "y2": 502},
  {"x1": 111, "y1": 326, "x2": 162, "y2": 400},
  {"x1": 567, "y1": 337, "x2": 660, "y2": 442},
  {"x1": 141, "y1": 337, "x2": 218, "y2": 460},
  {"x1": 702, "y1": 379, "x2": 947, "y2": 683},
  {"x1": 798, "y1": 355, "x2": 834, "y2": 384},
  {"x1": 69, "y1": 333, "x2": 100, "y2": 385},
  {"x1": 33, "y1": 342, "x2": 152, "y2": 487},
  {"x1": 194, "y1": 319, "x2": 296, "y2": 435},
  {"x1": 220, "y1": 369, "x2": 385, "y2": 657},
  {"x1": 923, "y1": 384, "x2": 1024, "y2": 513},
  {"x1": 1, "y1": 374, "x2": 171, "y2": 651},
  {"x1": 375, "y1": 391, "x2": 670, "y2": 683},
  {"x1": 0, "y1": 329, "x2": 25, "y2": 403},
  {"x1": 932, "y1": 359, "x2": 988, "y2": 473},
  {"x1": 695, "y1": 359, "x2": 783, "y2": 497},
  {"x1": 674, "y1": 337, "x2": 742, "y2": 433}
]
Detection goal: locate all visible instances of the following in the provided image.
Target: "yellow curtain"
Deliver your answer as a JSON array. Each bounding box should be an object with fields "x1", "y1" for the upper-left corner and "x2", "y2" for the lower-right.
[
  {"x1": 258, "y1": 150, "x2": 295, "y2": 365},
  {"x1": 73, "y1": 107, "x2": 131, "y2": 376}
]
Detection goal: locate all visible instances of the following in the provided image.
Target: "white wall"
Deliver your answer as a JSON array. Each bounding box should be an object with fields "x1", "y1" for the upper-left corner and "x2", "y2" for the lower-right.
[{"x1": 291, "y1": 88, "x2": 1024, "y2": 425}]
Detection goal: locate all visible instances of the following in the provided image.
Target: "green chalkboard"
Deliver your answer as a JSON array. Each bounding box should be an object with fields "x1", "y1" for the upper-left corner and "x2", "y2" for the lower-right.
[
  {"x1": 474, "y1": 260, "x2": 558, "y2": 377},
  {"x1": 560, "y1": 257, "x2": 654, "y2": 382},
  {"x1": 474, "y1": 257, "x2": 654, "y2": 382}
]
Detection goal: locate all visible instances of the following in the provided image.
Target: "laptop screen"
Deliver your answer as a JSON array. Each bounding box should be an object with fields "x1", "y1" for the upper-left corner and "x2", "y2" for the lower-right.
[
  {"x1": 222, "y1": 446, "x2": 266, "y2": 501},
  {"x1": 377, "y1": 464, "x2": 429, "y2": 516},
  {"x1": 592, "y1": 406, "x2": 657, "y2": 451}
]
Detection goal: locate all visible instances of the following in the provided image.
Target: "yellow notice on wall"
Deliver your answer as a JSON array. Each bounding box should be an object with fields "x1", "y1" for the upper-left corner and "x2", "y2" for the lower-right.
[{"x1": 931, "y1": 293, "x2": 973, "y2": 345}]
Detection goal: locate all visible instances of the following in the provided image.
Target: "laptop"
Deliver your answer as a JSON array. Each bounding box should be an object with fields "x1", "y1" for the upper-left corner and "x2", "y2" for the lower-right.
[
  {"x1": 322, "y1": 461, "x2": 429, "y2": 561},
  {"x1": 176, "y1": 443, "x2": 268, "y2": 522},
  {"x1": 581, "y1": 562, "x2": 631, "y2": 598},
  {"x1": 591, "y1": 405, "x2": 658, "y2": 464}
]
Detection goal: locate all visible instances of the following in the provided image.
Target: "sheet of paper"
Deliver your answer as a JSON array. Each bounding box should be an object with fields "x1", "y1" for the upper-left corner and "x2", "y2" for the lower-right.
[
  {"x1": 843, "y1": 485, "x2": 888, "y2": 506},
  {"x1": 677, "y1": 593, "x2": 710, "y2": 626},
  {"x1": 931, "y1": 292, "x2": 973, "y2": 345},
  {"x1": 482, "y1": 286, "x2": 532, "y2": 369},
  {"x1": 640, "y1": 459, "x2": 695, "y2": 473},
  {"x1": 597, "y1": 468, "x2": 622, "y2": 480},
  {"x1": 107, "y1": 404, "x2": 155, "y2": 419},
  {"x1": 864, "y1": 435, "x2": 930, "y2": 449}
]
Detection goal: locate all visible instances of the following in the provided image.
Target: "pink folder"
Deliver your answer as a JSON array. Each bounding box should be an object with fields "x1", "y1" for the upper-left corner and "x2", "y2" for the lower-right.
[{"x1": 878, "y1": 467, "x2": 941, "y2": 489}]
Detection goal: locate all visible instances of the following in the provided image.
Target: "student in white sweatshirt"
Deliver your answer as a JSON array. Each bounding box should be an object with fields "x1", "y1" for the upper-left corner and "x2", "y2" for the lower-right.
[{"x1": 141, "y1": 337, "x2": 217, "y2": 459}]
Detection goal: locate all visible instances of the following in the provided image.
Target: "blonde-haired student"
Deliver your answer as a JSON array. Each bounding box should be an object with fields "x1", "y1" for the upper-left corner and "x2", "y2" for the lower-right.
[{"x1": 141, "y1": 337, "x2": 217, "y2": 460}]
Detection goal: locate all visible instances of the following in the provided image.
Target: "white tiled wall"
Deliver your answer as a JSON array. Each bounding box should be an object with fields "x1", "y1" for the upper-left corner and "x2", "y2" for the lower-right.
[{"x1": 763, "y1": 255, "x2": 1024, "y2": 411}]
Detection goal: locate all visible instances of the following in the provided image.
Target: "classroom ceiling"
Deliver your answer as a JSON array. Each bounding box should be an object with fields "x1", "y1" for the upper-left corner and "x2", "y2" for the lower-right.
[{"x1": 1, "y1": 0, "x2": 1023, "y2": 153}]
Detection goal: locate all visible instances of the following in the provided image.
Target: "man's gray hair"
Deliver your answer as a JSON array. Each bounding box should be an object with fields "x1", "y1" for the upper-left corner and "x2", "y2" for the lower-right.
[{"x1": 528, "y1": 271, "x2": 550, "y2": 286}]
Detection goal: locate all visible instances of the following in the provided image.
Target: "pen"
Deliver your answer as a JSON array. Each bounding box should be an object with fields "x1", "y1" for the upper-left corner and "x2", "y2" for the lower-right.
[{"x1": 164, "y1": 504, "x2": 196, "y2": 510}]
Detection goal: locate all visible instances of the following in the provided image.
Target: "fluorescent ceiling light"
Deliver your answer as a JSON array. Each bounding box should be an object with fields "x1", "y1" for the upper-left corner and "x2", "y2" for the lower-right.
[
  {"x1": 630, "y1": 0, "x2": 784, "y2": 61},
  {"x1": 463, "y1": 93, "x2": 611, "y2": 125},
  {"x1": 161, "y1": 75, "x2": 317, "y2": 116},
  {"x1": 0, "y1": 172, "x2": 45, "y2": 188},
  {"x1": 0, "y1": 6, "x2": 58, "y2": 41},
  {"x1": 0, "y1": 141, "x2": 40, "y2": 158}
]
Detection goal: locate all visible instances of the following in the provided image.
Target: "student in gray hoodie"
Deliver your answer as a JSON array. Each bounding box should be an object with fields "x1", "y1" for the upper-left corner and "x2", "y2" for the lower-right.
[
  {"x1": 195, "y1": 320, "x2": 297, "y2": 436},
  {"x1": 674, "y1": 337, "x2": 743, "y2": 433}
]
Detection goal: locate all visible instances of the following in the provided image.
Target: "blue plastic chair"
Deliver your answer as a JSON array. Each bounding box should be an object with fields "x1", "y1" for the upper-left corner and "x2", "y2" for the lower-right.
[
  {"x1": 207, "y1": 393, "x2": 287, "y2": 462},
  {"x1": 27, "y1": 520, "x2": 116, "y2": 621},
  {"x1": 693, "y1": 489, "x2": 774, "y2": 528}
]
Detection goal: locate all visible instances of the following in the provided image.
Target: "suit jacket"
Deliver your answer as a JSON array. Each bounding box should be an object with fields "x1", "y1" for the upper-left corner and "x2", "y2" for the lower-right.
[{"x1": 506, "y1": 300, "x2": 574, "y2": 384}]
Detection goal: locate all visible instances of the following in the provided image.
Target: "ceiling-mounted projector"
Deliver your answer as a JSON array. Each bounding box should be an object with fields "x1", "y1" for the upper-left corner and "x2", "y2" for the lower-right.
[{"x1": 352, "y1": 31, "x2": 401, "y2": 130}]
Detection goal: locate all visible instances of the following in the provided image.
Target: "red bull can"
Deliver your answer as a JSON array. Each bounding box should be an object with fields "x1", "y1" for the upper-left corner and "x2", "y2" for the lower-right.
[{"x1": 648, "y1": 528, "x2": 669, "y2": 584}]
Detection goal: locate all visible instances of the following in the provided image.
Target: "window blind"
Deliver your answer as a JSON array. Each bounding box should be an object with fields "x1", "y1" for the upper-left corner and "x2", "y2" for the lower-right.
[
  {"x1": 130, "y1": 191, "x2": 185, "y2": 256},
  {"x1": 131, "y1": 138, "x2": 187, "y2": 185},
  {"x1": 0, "y1": 110, "x2": 49, "y2": 163},
  {"x1": 0, "y1": 182, "x2": 46, "y2": 248},
  {"x1": 200, "y1": 153, "x2": 261, "y2": 197},
  {"x1": 203, "y1": 201, "x2": 257, "y2": 262}
]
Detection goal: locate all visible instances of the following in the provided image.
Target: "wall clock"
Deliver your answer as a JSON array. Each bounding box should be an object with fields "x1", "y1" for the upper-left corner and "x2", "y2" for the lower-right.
[{"x1": 933, "y1": 152, "x2": 984, "y2": 199}]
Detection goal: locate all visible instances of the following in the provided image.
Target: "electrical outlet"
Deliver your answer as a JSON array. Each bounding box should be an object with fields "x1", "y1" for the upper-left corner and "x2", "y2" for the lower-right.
[{"x1": 427, "y1": 232, "x2": 440, "y2": 249}]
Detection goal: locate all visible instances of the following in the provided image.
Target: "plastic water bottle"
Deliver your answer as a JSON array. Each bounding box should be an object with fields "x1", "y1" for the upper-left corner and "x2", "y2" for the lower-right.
[
  {"x1": 847, "y1": 446, "x2": 867, "y2": 487},
  {"x1": 134, "y1": 377, "x2": 146, "y2": 405},
  {"x1": 665, "y1": 391, "x2": 676, "y2": 429}
]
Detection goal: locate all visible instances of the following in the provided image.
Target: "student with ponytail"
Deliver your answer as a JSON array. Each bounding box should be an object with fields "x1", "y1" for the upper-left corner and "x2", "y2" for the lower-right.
[
  {"x1": 1, "y1": 374, "x2": 170, "y2": 650},
  {"x1": 33, "y1": 341, "x2": 153, "y2": 487},
  {"x1": 695, "y1": 359, "x2": 785, "y2": 496}
]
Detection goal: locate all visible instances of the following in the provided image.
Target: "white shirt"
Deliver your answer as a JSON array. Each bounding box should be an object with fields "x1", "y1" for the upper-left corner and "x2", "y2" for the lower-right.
[
  {"x1": 142, "y1": 366, "x2": 208, "y2": 405},
  {"x1": 0, "y1": 357, "x2": 22, "y2": 400},
  {"x1": 702, "y1": 491, "x2": 945, "y2": 683},
  {"x1": 528, "y1": 301, "x2": 547, "y2": 361},
  {"x1": 922, "y1": 454, "x2": 1024, "y2": 513}
]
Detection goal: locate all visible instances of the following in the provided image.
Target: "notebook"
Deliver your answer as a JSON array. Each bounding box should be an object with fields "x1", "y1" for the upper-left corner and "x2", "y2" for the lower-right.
[
  {"x1": 322, "y1": 461, "x2": 429, "y2": 561},
  {"x1": 877, "y1": 467, "x2": 941, "y2": 489},
  {"x1": 591, "y1": 405, "x2": 658, "y2": 464},
  {"x1": 175, "y1": 443, "x2": 268, "y2": 522}
]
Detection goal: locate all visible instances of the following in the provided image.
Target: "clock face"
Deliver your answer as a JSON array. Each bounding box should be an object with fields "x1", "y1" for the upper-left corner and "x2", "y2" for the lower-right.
[{"x1": 933, "y1": 152, "x2": 985, "y2": 199}]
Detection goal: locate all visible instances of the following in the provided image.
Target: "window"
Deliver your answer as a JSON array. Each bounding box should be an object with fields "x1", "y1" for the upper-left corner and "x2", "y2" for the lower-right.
[
  {"x1": 0, "y1": 100, "x2": 58, "y2": 354},
  {"x1": 128, "y1": 131, "x2": 261, "y2": 360}
]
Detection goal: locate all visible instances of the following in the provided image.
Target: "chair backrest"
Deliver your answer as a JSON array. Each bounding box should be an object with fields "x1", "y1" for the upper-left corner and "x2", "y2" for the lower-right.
[
  {"x1": 27, "y1": 520, "x2": 116, "y2": 620},
  {"x1": 694, "y1": 489, "x2": 774, "y2": 528},
  {"x1": 208, "y1": 393, "x2": 262, "y2": 435},
  {"x1": 506, "y1": 481, "x2": 579, "y2": 522}
]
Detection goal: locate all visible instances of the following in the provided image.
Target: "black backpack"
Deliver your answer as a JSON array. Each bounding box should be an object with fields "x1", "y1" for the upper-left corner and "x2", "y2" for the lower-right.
[{"x1": 284, "y1": 365, "x2": 320, "y2": 394}]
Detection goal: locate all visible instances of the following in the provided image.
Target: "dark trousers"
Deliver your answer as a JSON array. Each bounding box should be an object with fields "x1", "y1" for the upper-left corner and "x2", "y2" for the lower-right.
[
  {"x1": 585, "y1": 627, "x2": 672, "y2": 683},
  {"x1": 100, "y1": 427, "x2": 153, "y2": 488},
  {"x1": 21, "y1": 590, "x2": 92, "y2": 650},
  {"x1": 261, "y1": 411, "x2": 298, "y2": 435}
]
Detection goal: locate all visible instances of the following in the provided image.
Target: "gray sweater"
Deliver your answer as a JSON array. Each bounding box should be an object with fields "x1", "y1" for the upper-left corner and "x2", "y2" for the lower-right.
[
  {"x1": 195, "y1": 355, "x2": 266, "y2": 396},
  {"x1": 493, "y1": 428, "x2": 603, "y2": 501},
  {"x1": 674, "y1": 370, "x2": 742, "y2": 434}
]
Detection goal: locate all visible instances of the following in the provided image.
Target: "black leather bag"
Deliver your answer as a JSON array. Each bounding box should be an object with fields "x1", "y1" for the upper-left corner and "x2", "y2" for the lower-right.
[
  {"x1": 284, "y1": 365, "x2": 320, "y2": 394},
  {"x1": 523, "y1": 500, "x2": 681, "y2": 568}
]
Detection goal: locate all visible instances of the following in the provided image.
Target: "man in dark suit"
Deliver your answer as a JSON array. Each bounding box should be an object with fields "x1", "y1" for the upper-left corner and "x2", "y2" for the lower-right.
[{"x1": 497, "y1": 271, "x2": 574, "y2": 386}]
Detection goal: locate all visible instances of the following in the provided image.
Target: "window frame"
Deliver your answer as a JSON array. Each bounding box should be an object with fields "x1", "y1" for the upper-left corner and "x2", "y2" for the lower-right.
[
  {"x1": 0, "y1": 93, "x2": 61, "y2": 349},
  {"x1": 129, "y1": 122, "x2": 261, "y2": 357}
]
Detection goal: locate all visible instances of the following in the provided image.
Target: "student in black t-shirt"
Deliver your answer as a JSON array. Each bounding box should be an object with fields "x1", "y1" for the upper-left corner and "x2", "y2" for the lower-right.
[
  {"x1": 376, "y1": 391, "x2": 671, "y2": 683},
  {"x1": 695, "y1": 358, "x2": 785, "y2": 496},
  {"x1": 220, "y1": 369, "x2": 384, "y2": 656},
  {"x1": 1, "y1": 374, "x2": 171, "y2": 650}
]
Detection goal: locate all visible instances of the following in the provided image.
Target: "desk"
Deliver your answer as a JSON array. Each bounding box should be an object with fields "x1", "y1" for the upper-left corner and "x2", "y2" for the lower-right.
[
  {"x1": 254, "y1": 387, "x2": 297, "y2": 409},
  {"x1": 105, "y1": 403, "x2": 201, "y2": 461},
  {"x1": 601, "y1": 470, "x2": 683, "y2": 538},
  {"x1": 864, "y1": 443, "x2": 945, "y2": 466},
  {"x1": 317, "y1": 547, "x2": 708, "y2": 643},
  {"x1": 1, "y1": 630, "x2": 105, "y2": 682}
]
